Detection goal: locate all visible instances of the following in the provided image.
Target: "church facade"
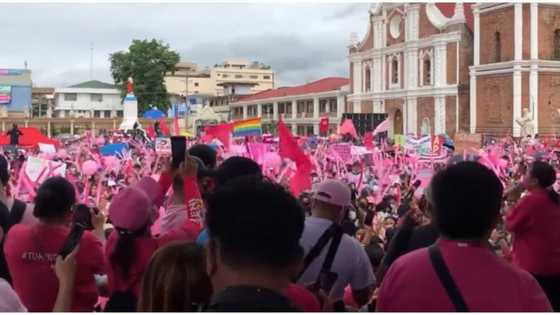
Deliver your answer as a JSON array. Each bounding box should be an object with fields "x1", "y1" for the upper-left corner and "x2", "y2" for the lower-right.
[
  {"x1": 347, "y1": 3, "x2": 473, "y2": 138},
  {"x1": 349, "y1": 3, "x2": 560, "y2": 137}
]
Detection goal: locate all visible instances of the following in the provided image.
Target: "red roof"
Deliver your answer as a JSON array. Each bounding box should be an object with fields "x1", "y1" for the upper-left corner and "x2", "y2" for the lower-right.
[
  {"x1": 436, "y1": 3, "x2": 474, "y2": 31},
  {"x1": 238, "y1": 77, "x2": 349, "y2": 102}
]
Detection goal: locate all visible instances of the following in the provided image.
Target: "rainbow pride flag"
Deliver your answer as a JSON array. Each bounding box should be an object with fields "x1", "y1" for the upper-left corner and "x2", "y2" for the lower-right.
[{"x1": 232, "y1": 118, "x2": 262, "y2": 137}]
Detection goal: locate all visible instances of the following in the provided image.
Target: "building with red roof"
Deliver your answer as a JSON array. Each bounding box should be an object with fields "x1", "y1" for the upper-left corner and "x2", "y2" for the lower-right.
[{"x1": 229, "y1": 77, "x2": 349, "y2": 135}]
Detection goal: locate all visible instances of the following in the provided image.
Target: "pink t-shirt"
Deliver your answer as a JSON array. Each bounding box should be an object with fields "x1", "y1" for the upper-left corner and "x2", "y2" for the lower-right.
[
  {"x1": 105, "y1": 219, "x2": 200, "y2": 296},
  {"x1": 506, "y1": 190, "x2": 560, "y2": 276},
  {"x1": 377, "y1": 239, "x2": 552, "y2": 312},
  {"x1": 284, "y1": 283, "x2": 320, "y2": 312},
  {"x1": 3, "y1": 224, "x2": 104, "y2": 312}
]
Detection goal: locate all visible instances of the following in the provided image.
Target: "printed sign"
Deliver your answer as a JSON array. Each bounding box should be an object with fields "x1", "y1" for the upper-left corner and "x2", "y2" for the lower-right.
[
  {"x1": 155, "y1": 138, "x2": 171, "y2": 155},
  {"x1": 0, "y1": 85, "x2": 11, "y2": 104},
  {"x1": 331, "y1": 143, "x2": 352, "y2": 162},
  {"x1": 431, "y1": 135, "x2": 442, "y2": 154},
  {"x1": 38, "y1": 143, "x2": 56, "y2": 154},
  {"x1": 25, "y1": 156, "x2": 66, "y2": 183}
]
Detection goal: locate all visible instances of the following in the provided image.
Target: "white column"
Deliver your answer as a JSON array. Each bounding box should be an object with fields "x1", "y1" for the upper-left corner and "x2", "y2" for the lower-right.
[
  {"x1": 474, "y1": 7, "x2": 480, "y2": 66},
  {"x1": 337, "y1": 94, "x2": 344, "y2": 117},
  {"x1": 381, "y1": 56, "x2": 386, "y2": 91},
  {"x1": 514, "y1": 3, "x2": 523, "y2": 61},
  {"x1": 313, "y1": 97, "x2": 319, "y2": 119},
  {"x1": 408, "y1": 49, "x2": 419, "y2": 89},
  {"x1": 242, "y1": 106, "x2": 247, "y2": 120},
  {"x1": 373, "y1": 56, "x2": 382, "y2": 92},
  {"x1": 530, "y1": 65, "x2": 539, "y2": 134},
  {"x1": 257, "y1": 103, "x2": 262, "y2": 118},
  {"x1": 313, "y1": 124, "x2": 319, "y2": 135},
  {"x1": 531, "y1": 3, "x2": 539, "y2": 60},
  {"x1": 373, "y1": 100, "x2": 382, "y2": 113},
  {"x1": 530, "y1": 3, "x2": 539, "y2": 133},
  {"x1": 406, "y1": 97, "x2": 418, "y2": 135},
  {"x1": 353, "y1": 100, "x2": 362, "y2": 113},
  {"x1": 291, "y1": 100, "x2": 296, "y2": 119},
  {"x1": 434, "y1": 96, "x2": 446, "y2": 135},
  {"x1": 291, "y1": 124, "x2": 297, "y2": 134},
  {"x1": 434, "y1": 43, "x2": 447, "y2": 87},
  {"x1": 513, "y1": 69, "x2": 522, "y2": 137},
  {"x1": 353, "y1": 61, "x2": 362, "y2": 94},
  {"x1": 273, "y1": 102, "x2": 278, "y2": 121},
  {"x1": 456, "y1": 94, "x2": 460, "y2": 132},
  {"x1": 470, "y1": 71, "x2": 477, "y2": 133}
]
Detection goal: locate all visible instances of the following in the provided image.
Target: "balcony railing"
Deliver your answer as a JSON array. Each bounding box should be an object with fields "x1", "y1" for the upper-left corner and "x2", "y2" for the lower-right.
[{"x1": 297, "y1": 112, "x2": 314, "y2": 119}]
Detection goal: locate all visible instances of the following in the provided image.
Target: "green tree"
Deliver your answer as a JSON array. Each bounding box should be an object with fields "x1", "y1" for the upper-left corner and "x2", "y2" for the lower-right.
[{"x1": 110, "y1": 39, "x2": 180, "y2": 113}]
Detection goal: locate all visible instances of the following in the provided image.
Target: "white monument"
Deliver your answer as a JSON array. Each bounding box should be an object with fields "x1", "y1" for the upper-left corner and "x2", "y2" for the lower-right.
[
  {"x1": 516, "y1": 107, "x2": 534, "y2": 139},
  {"x1": 119, "y1": 77, "x2": 139, "y2": 131}
]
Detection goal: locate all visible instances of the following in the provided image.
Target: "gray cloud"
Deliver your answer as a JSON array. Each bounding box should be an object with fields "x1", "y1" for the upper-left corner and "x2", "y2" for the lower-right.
[{"x1": 0, "y1": 3, "x2": 368, "y2": 88}]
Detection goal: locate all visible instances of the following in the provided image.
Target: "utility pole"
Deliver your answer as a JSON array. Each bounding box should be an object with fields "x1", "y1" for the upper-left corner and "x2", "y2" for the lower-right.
[{"x1": 89, "y1": 42, "x2": 94, "y2": 81}]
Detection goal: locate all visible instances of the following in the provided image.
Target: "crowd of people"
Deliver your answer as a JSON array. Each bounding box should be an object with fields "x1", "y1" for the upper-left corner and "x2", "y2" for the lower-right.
[{"x1": 0, "y1": 126, "x2": 558, "y2": 312}]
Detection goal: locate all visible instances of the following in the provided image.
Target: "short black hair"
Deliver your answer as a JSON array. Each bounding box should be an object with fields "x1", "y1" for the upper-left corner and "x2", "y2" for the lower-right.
[
  {"x1": 189, "y1": 144, "x2": 217, "y2": 169},
  {"x1": 33, "y1": 176, "x2": 76, "y2": 219},
  {"x1": 205, "y1": 175, "x2": 305, "y2": 269},
  {"x1": 213, "y1": 157, "x2": 262, "y2": 187},
  {"x1": 430, "y1": 161, "x2": 503, "y2": 239},
  {"x1": 530, "y1": 161, "x2": 556, "y2": 188},
  {"x1": 0, "y1": 155, "x2": 9, "y2": 186}
]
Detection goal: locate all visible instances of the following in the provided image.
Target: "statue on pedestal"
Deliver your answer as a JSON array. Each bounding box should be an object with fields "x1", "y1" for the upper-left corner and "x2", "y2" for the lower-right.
[
  {"x1": 127, "y1": 77, "x2": 134, "y2": 95},
  {"x1": 516, "y1": 108, "x2": 534, "y2": 138}
]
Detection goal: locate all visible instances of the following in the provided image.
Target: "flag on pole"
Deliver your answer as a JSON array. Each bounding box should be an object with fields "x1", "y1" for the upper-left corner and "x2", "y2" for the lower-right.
[
  {"x1": 319, "y1": 116, "x2": 329, "y2": 135},
  {"x1": 338, "y1": 118, "x2": 358, "y2": 139},
  {"x1": 373, "y1": 118, "x2": 390, "y2": 135}
]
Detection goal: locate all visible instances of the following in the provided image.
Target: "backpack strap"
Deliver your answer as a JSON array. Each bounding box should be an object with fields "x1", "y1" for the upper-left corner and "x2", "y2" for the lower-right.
[
  {"x1": 296, "y1": 223, "x2": 338, "y2": 281},
  {"x1": 9, "y1": 199, "x2": 26, "y2": 226},
  {"x1": 428, "y1": 244, "x2": 469, "y2": 312},
  {"x1": 320, "y1": 224, "x2": 343, "y2": 273}
]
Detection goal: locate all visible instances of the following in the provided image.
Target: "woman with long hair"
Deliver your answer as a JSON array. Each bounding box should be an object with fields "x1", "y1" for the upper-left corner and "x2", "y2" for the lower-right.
[
  {"x1": 104, "y1": 157, "x2": 201, "y2": 311},
  {"x1": 138, "y1": 242, "x2": 211, "y2": 312},
  {"x1": 505, "y1": 160, "x2": 560, "y2": 311}
]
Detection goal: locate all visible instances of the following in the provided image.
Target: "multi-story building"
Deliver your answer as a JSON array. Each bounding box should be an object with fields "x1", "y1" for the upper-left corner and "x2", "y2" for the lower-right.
[
  {"x1": 470, "y1": 3, "x2": 560, "y2": 136},
  {"x1": 0, "y1": 69, "x2": 32, "y2": 118},
  {"x1": 348, "y1": 3, "x2": 473, "y2": 137},
  {"x1": 229, "y1": 77, "x2": 349, "y2": 136},
  {"x1": 211, "y1": 59, "x2": 276, "y2": 96},
  {"x1": 165, "y1": 59, "x2": 277, "y2": 99},
  {"x1": 31, "y1": 87, "x2": 55, "y2": 118},
  {"x1": 54, "y1": 80, "x2": 123, "y2": 119}
]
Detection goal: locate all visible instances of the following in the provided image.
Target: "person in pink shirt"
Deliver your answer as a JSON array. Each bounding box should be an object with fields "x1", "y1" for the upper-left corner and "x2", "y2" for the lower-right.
[
  {"x1": 104, "y1": 156, "x2": 201, "y2": 311},
  {"x1": 4, "y1": 177, "x2": 105, "y2": 312},
  {"x1": 505, "y1": 160, "x2": 560, "y2": 310},
  {"x1": 377, "y1": 162, "x2": 552, "y2": 312}
]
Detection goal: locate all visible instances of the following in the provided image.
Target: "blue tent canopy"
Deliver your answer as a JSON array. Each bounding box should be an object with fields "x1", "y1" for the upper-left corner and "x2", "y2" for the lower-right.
[{"x1": 143, "y1": 108, "x2": 166, "y2": 120}]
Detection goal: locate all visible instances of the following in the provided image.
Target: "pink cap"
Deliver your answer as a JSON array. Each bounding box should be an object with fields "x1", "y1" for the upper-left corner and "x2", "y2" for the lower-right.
[
  {"x1": 313, "y1": 179, "x2": 351, "y2": 207},
  {"x1": 135, "y1": 176, "x2": 164, "y2": 208},
  {"x1": 109, "y1": 187, "x2": 152, "y2": 232}
]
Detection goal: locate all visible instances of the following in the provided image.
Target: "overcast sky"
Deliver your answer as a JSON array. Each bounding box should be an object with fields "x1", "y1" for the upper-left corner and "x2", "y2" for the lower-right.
[{"x1": 1, "y1": 3, "x2": 369, "y2": 88}]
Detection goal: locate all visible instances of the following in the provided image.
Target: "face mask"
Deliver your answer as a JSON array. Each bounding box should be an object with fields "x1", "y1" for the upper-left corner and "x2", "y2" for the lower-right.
[{"x1": 348, "y1": 211, "x2": 357, "y2": 221}]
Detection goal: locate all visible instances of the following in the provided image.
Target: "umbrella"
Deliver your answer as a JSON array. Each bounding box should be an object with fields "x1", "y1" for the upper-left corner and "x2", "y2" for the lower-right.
[{"x1": 143, "y1": 108, "x2": 166, "y2": 120}]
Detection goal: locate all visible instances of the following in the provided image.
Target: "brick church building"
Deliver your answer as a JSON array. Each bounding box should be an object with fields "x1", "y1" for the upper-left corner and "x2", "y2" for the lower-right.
[{"x1": 348, "y1": 3, "x2": 560, "y2": 137}]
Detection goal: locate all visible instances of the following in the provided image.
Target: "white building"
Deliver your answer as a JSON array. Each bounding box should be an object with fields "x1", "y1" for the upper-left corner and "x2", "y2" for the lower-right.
[
  {"x1": 229, "y1": 77, "x2": 349, "y2": 136},
  {"x1": 54, "y1": 80, "x2": 123, "y2": 119}
]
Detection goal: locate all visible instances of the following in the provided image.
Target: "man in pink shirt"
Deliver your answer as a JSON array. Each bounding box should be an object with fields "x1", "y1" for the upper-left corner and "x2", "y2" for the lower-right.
[
  {"x1": 505, "y1": 160, "x2": 560, "y2": 310},
  {"x1": 377, "y1": 162, "x2": 552, "y2": 312}
]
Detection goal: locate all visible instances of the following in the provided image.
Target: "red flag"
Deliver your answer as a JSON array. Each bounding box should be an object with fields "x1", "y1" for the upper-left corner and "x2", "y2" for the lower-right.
[
  {"x1": 204, "y1": 123, "x2": 232, "y2": 151},
  {"x1": 146, "y1": 126, "x2": 156, "y2": 139},
  {"x1": 159, "y1": 118, "x2": 170, "y2": 136},
  {"x1": 338, "y1": 118, "x2": 358, "y2": 139},
  {"x1": 364, "y1": 132, "x2": 374, "y2": 150},
  {"x1": 319, "y1": 116, "x2": 329, "y2": 135},
  {"x1": 278, "y1": 120, "x2": 312, "y2": 173},
  {"x1": 290, "y1": 168, "x2": 312, "y2": 197}
]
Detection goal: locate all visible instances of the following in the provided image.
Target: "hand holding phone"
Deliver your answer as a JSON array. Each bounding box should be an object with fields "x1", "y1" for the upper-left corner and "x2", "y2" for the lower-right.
[
  {"x1": 170, "y1": 136, "x2": 187, "y2": 169},
  {"x1": 58, "y1": 225, "x2": 85, "y2": 259}
]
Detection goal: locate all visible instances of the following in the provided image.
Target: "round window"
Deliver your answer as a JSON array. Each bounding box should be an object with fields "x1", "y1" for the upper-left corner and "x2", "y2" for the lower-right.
[{"x1": 389, "y1": 15, "x2": 402, "y2": 39}]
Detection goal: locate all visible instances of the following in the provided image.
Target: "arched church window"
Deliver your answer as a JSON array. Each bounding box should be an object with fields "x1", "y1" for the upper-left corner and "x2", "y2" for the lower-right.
[
  {"x1": 365, "y1": 67, "x2": 371, "y2": 91},
  {"x1": 392, "y1": 59, "x2": 399, "y2": 84},
  {"x1": 423, "y1": 57, "x2": 432, "y2": 86}
]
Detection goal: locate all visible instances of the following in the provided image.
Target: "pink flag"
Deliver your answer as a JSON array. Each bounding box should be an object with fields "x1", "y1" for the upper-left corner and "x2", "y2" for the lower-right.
[
  {"x1": 373, "y1": 118, "x2": 390, "y2": 135},
  {"x1": 338, "y1": 119, "x2": 358, "y2": 139}
]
